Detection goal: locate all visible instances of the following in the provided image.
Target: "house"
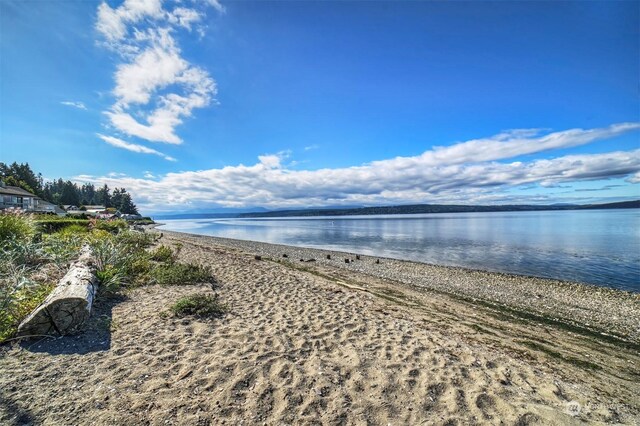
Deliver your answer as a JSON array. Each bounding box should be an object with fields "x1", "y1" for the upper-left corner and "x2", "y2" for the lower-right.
[
  {"x1": 0, "y1": 182, "x2": 67, "y2": 215},
  {"x1": 37, "y1": 200, "x2": 67, "y2": 216},
  {"x1": 0, "y1": 183, "x2": 38, "y2": 210},
  {"x1": 66, "y1": 205, "x2": 118, "y2": 218}
]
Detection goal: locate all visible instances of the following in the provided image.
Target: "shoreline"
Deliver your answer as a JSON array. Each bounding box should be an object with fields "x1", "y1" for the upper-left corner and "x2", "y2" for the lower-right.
[
  {"x1": 160, "y1": 229, "x2": 640, "y2": 345},
  {"x1": 1, "y1": 227, "x2": 639, "y2": 424}
]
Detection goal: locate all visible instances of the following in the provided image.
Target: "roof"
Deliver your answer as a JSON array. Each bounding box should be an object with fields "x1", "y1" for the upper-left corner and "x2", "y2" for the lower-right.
[
  {"x1": 38, "y1": 200, "x2": 66, "y2": 211},
  {"x1": 0, "y1": 185, "x2": 37, "y2": 197}
]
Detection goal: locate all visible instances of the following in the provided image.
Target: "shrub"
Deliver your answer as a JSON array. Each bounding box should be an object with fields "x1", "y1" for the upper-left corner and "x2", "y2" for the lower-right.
[
  {"x1": 150, "y1": 262, "x2": 214, "y2": 286},
  {"x1": 116, "y1": 230, "x2": 156, "y2": 249},
  {"x1": 1, "y1": 240, "x2": 48, "y2": 267},
  {"x1": 0, "y1": 211, "x2": 35, "y2": 242},
  {"x1": 88, "y1": 236, "x2": 136, "y2": 292},
  {"x1": 170, "y1": 293, "x2": 226, "y2": 319},
  {"x1": 55, "y1": 224, "x2": 89, "y2": 236},
  {"x1": 96, "y1": 265, "x2": 125, "y2": 294},
  {"x1": 36, "y1": 219, "x2": 90, "y2": 234},
  {"x1": 94, "y1": 219, "x2": 127, "y2": 234},
  {"x1": 42, "y1": 233, "x2": 84, "y2": 266},
  {"x1": 150, "y1": 245, "x2": 175, "y2": 263},
  {"x1": 131, "y1": 218, "x2": 155, "y2": 225},
  {"x1": 0, "y1": 266, "x2": 54, "y2": 342}
]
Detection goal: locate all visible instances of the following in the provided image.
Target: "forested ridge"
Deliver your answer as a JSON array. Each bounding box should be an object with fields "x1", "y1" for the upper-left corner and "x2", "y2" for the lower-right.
[{"x1": 0, "y1": 162, "x2": 139, "y2": 214}]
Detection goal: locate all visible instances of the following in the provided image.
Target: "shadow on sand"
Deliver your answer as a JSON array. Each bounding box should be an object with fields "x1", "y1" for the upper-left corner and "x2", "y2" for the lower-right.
[
  {"x1": 0, "y1": 392, "x2": 37, "y2": 426},
  {"x1": 19, "y1": 293, "x2": 127, "y2": 355}
]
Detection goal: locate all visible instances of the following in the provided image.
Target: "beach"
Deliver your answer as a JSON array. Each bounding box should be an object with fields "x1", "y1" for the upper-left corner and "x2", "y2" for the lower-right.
[{"x1": 1, "y1": 230, "x2": 639, "y2": 425}]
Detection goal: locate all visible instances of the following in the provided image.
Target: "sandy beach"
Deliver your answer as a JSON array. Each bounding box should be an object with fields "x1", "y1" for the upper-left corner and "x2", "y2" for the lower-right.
[{"x1": 1, "y1": 230, "x2": 639, "y2": 425}]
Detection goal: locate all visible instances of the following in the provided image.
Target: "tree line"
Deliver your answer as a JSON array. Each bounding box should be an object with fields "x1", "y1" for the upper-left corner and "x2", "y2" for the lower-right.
[{"x1": 0, "y1": 162, "x2": 139, "y2": 215}]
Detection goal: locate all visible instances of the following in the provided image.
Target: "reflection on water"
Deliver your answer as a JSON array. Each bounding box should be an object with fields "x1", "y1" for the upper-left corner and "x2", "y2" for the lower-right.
[{"x1": 159, "y1": 209, "x2": 640, "y2": 291}]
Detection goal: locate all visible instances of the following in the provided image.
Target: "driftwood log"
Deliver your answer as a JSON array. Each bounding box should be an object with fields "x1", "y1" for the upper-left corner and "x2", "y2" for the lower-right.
[{"x1": 17, "y1": 247, "x2": 98, "y2": 337}]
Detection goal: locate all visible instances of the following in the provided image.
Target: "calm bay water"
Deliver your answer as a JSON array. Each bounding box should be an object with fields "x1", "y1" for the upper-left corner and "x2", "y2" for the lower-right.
[{"x1": 159, "y1": 209, "x2": 640, "y2": 291}]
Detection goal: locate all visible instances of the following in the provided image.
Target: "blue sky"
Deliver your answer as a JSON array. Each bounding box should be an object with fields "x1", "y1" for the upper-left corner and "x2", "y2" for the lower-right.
[{"x1": 1, "y1": 0, "x2": 639, "y2": 214}]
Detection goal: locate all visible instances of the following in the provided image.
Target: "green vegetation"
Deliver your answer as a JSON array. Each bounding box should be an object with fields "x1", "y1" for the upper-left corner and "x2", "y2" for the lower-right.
[
  {"x1": 94, "y1": 219, "x2": 128, "y2": 234},
  {"x1": 0, "y1": 210, "x2": 35, "y2": 241},
  {"x1": 36, "y1": 218, "x2": 90, "y2": 234},
  {"x1": 150, "y1": 245, "x2": 176, "y2": 263},
  {"x1": 0, "y1": 211, "x2": 215, "y2": 342},
  {"x1": 170, "y1": 293, "x2": 226, "y2": 319},
  {"x1": 1, "y1": 161, "x2": 139, "y2": 214},
  {"x1": 150, "y1": 262, "x2": 213, "y2": 286}
]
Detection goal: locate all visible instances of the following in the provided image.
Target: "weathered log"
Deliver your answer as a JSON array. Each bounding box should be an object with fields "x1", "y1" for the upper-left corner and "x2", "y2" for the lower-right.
[{"x1": 17, "y1": 247, "x2": 98, "y2": 337}]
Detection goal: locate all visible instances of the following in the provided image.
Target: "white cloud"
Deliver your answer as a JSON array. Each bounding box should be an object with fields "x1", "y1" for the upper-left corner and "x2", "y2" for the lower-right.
[
  {"x1": 168, "y1": 7, "x2": 202, "y2": 30},
  {"x1": 61, "y1": 101, "x2": 87, "y2": 110},
  {"x1": 626, "y1": 172, "x2": 640, "y2": 184},
  {"x1": 96, "y1": 1, "x2": 220, "y2": 146},
  {"x1": 371, "y1": 122, "x2": 640, "y2": 169},
  {"x1": 98, "y1": 134, "x2": 176, "y2": 161},
  {"x1": 112, "y1": 29, "x2": 187, "y2": 107},
  {"x1": 96, "y1": 0, "x2": 164, "y2": 43},
  {"x1": 82, "y1": 124, "x2": 640, "y2": 213},
  {"x1": 203, "y1": 0, "x2": 225, "y2": 14}
]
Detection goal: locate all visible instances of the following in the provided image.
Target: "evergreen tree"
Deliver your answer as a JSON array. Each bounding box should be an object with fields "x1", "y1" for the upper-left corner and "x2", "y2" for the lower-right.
[
  {"x1": 111, "y1": 188, "x2": 123, "y2": 210},
  {"x1": 95, "y1": 184, "x2": 111, "y2": 207},
  {"x1": 1, "y1": 162, "x2": 141, "y2": 213},
  {"x1": 80, "y1": 183, "x2": 96, "y2": 205},
  {"x1": 60, "y1": 181, "x2": 80, "y2": 205},
  {"x1": 116, "y1": 189, "x2": 139, "y2": 214}
]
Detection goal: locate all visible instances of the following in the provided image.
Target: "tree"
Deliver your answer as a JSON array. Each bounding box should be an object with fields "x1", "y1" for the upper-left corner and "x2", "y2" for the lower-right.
[
  {"x1": 111, "y1": 188, "x2": 123, "y2": 211},
  {"x1": 117, "y1": 190, "x2": 139, "y2": 214},
  {"x1": 1, "y1": 162, "x2": 142, "y2": 213},
  {"x1": 59, "y1": 181, "x2": 80, "y2": 206},
  {"x1": 0, "y1": 162, "x2": 44, "y2": 198},
  {"x1": 80, "y1": 183, "x2": 96, "y2": 205},
  {"x1": 95, "y1": 184, "x2": 111, "y2": 207}
]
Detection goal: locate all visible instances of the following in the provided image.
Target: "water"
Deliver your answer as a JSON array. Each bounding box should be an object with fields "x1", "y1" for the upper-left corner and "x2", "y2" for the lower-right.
[{"x1": 158, "y1": 209, "x2": 640, "y2": 291}]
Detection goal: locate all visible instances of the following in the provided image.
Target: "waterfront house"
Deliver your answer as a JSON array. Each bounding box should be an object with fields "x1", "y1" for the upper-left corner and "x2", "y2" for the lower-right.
[
  {"x1": 0, "y1": 182, "x2": 67, "y2": 215},
  {"x1": 0, "y1": 183, "x2": 37, "y2": 210}
]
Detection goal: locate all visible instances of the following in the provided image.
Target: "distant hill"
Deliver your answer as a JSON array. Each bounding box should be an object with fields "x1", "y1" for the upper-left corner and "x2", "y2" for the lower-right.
[{"x1": 237, "y1": 200, "x2": 640, "y2": 218}]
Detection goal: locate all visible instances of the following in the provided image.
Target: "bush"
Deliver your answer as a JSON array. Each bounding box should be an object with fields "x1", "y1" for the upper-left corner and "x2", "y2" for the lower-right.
[
  {"x1": 131, "y1": 218, "x2": 155, "y2": 225},
  {"x1": 1, "y1": 240, "x2": 48, "y2": 267},
  {"x1": 55, "y1": 224, "x2": 89, "y2": 236},
  {"x1": 150, "y1": 245, "x2": 175, "y2": 263},
  {"x1": 116, "y1": 230, "x2": 156, "y2": 248},
  {"x1": 42, "y1": 233, "x2": 84, "y2": 266},
  {"x1": 0, "y1": 211, "x2": 35, "y2": 242},
  {"x1": 94, "y1": 219, "x2": 127, "y2": 234},
  {"x1": 0, "y1": 279, "x2": 55, "y2": 342},
  {"x1": 95, "y1": 265, "x2": 125, "y2": 294},
  {"x1": 88, "y1": 231, "x2": 156, "y2": 291},
  {"x1": 170, "y1": 293, "x2": 226, "y2": 319},
  {"x1": 36, "y1": 219, "x2": 89, "y2": 234},
  {"x1": 150, "y1": 262, "x2": 214, "y2": 286}
]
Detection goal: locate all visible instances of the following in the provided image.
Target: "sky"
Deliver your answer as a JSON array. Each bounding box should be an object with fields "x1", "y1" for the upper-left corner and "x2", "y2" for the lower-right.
[{"x1": 0, "y1": 0, "x2": 639, "y2": 214}]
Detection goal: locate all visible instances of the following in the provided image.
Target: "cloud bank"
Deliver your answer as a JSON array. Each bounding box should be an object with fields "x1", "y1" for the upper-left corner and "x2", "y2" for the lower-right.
[
  {"x1": 95, "y1": 0, "x2": 219, "y2": 157},
  {"x1": 77, "y1": 123, "x2": 640, "y2": 212}
]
